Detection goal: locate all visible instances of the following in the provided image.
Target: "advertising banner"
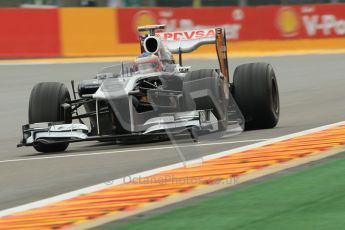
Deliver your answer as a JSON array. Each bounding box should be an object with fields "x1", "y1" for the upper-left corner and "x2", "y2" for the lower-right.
[
  {"x1": 0, "y1": 9, "x2": 60, "y2": 57},
  {"x1": 0, "y1": 4, "x2": 343, "y2": 58},
  {"x1": 117, "y1": 4, "x2": 345, "y2": 43}
]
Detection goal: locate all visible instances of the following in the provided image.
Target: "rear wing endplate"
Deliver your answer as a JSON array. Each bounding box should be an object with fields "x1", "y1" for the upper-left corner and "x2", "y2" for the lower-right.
[{"x1": 215, "y1": 28, "x2": 229, "y2": 83}]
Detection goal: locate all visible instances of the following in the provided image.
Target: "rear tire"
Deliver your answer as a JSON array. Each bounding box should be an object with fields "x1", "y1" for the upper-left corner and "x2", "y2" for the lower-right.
[
  {"x1": 29, "y1": 82, "x2": 72, "y2": 153},
  {"x1": 232, "y1": 63, "x2": 279, "y2": 130}
]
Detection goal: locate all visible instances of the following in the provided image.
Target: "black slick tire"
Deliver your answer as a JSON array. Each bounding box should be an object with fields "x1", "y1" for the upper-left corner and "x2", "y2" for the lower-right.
[
  {"x1": 29, "y1": 82, "x2": 72, "y2": 153},
  {"x1": 232, "y1": 63, "x2": 279, "y2": 130}
]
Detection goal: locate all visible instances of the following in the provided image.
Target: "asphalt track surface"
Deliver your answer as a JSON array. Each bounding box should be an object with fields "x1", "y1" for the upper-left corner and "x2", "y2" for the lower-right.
[{"x1": 0, "y1": 54, "x2": 344, "y2": 211}]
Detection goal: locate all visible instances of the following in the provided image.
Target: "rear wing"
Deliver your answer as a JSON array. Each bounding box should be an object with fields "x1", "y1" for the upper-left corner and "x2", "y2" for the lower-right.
[
  {"x1": 160, "y1": 28, "x2": 229, "y2": 82},
  {"x1": 138, "y1": 25, "x2": 229, "y2": 82},
  {"x1": 156, "y1": 28, "x2": 216, "y2": 53}
]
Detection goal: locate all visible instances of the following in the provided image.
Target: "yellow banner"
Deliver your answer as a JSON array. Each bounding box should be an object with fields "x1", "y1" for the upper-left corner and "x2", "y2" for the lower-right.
[{"x1": 60, "y1": 8, "x2": 119, "y2": 57}]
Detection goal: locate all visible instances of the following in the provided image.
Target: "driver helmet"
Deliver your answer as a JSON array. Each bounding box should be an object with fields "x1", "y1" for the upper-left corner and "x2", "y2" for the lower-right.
[{"x1": 134, "y1": 53, "x2": 163, "y2": 73}]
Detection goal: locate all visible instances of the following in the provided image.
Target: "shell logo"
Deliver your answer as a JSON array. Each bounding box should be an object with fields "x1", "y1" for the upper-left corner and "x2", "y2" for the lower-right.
[
  {"x1": 133, "y1": 11, "x2": 157, "y2": 35},
  {"x1": 277, "y1": 7, "x2": 300, "y2": 37}
]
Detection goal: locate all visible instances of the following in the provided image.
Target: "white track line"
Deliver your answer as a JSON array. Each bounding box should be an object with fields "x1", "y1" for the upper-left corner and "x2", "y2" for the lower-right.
[
  {"x1": 0, "y1": 120, "x2": 344, "y2": 218},
  {"x1": 1, "y1": 139, "x2": 268, "y2": 164}
]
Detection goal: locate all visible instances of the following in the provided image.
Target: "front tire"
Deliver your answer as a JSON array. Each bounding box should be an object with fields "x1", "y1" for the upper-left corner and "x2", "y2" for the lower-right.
[
  {"x1": 232, "y1": 63, "x2": 279, "y2": 130},
  {"x1": 29, "y1": 82, "x2": 72, "y2": 153}
]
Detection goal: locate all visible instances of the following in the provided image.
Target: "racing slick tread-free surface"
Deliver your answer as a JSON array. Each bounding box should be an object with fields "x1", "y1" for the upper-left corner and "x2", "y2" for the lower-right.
[
  {"x1": 28, "y1": 82, "x2": 71, "y2": 152},
  {"x1": 232, "y1": 62, "x2": 279, "y2": 130},
  {"x1": 29, "y1": 82, "x2": 71, "y2": 124}
]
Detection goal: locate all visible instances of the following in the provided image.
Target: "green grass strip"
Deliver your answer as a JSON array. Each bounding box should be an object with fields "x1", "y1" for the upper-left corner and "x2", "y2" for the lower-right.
[{"x1": 116, "y1": 154, "x2": 345, "y2": 230}]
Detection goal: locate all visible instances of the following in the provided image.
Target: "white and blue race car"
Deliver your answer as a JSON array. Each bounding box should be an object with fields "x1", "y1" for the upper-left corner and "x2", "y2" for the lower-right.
[{"x1": 18, "y1": 25, "x2": 279, "y2": 153}]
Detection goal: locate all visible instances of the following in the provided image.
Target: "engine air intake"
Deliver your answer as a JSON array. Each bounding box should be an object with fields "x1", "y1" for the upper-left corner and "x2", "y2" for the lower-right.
[{"x1": 144, "y1": 36, "x2": 160, "y2": 54}]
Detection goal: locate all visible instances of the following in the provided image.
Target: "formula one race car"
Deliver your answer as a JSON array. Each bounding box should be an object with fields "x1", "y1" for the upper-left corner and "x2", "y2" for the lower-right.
[{"x1": 18, "y1": 25, "x2": 279, "y2": 153}]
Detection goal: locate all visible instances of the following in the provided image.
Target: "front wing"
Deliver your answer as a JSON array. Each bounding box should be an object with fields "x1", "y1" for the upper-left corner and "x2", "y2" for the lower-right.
[{"x1": 17, "y1": 110, "x2": 217, "y2": 147}]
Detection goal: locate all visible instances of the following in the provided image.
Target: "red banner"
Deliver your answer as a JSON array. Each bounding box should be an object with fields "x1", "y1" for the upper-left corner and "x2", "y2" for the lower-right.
[
  {"x1": 0, "y1": 9, "x2": 60, "y2": 57},
  {"x1": 117, "y1": 4, "x2": 345, "y2": 43}
]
